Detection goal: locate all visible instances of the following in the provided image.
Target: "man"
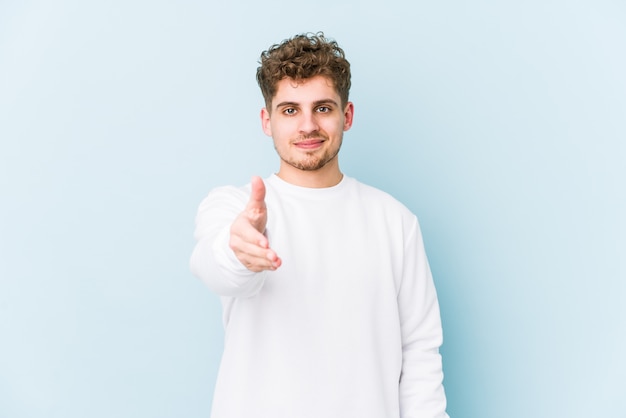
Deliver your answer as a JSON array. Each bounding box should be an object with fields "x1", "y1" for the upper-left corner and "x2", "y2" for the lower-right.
[{"x1": 191, "y1": 32, "x2": 449, "y2": 418}]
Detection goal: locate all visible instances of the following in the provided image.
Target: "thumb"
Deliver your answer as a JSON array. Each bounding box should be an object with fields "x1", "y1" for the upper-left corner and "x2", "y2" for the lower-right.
[{"x1": 248, "y1": 176, "x2": 266, "y2": 209}]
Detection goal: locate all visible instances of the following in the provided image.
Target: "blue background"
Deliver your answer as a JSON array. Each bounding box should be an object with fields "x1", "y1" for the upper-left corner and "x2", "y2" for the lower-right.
[{"x1": 1, "y1": 1, "x2": 624, "y2": 417}]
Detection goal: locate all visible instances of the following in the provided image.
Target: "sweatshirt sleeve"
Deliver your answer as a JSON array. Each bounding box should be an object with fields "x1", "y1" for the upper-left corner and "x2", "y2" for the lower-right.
[
  {"x1": 398, "y1": 217, "x2": 449, "y2": 418},
  {"x1": 190, "y1": 186, "x2": 268, "y2": 298}
]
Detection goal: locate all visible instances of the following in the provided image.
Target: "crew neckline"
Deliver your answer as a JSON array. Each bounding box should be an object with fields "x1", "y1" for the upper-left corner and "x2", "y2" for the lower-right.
[{"x1": 266, "y1": 173, "x2": 351, "y2": 198}]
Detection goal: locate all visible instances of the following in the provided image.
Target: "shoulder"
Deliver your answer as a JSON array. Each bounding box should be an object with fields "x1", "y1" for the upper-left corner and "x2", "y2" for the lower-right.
[
  {"x1": 206, "y1": 183, "x2": 249, "y2": 200},
  {"x1": 349, "y1": 178, "x2": 414, "y2": 213},
  {"x1": 198, "y1": 183, "x2": 251, "y2": 213},
  {"x1": 345, "y1": 177, "x2": 419, "y2": 229}
]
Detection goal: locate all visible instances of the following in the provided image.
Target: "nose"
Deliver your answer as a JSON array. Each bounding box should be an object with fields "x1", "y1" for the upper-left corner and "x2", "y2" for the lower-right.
[{"x1": 298, "y1": 110, "x2": 319, "y2": 134}]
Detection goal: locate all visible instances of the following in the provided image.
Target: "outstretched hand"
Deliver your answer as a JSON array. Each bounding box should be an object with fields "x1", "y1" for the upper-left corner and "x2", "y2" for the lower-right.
[{"x1": 229, "y1": 176, "x2": 282, "y2": 272}]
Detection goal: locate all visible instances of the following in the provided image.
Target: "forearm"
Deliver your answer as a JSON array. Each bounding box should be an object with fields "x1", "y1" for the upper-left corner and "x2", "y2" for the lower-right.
[
  {"x1": 190, "y1": 225, "x2": 267, "y2": 297},
  {"x1": 399, "y1": 323, "x2": 448, "y2": 418},
  {"x1": 398, "y1": 218, "x2": 449, "y2": 418},
  {"x1": 190, "y1": 186, "x2": 267, "y2": 298}
]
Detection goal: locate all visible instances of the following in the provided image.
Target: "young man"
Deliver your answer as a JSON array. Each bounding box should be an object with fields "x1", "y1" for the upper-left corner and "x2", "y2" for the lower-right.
[{"x1": 191, "y1": 33, "x2": 449, "y2": 418}]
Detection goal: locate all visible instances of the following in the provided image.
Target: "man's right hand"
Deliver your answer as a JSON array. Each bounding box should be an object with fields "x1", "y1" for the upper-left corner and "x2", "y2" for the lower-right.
[{"x1": 229, "y1": 176, "x2": 282, "y2": 272}]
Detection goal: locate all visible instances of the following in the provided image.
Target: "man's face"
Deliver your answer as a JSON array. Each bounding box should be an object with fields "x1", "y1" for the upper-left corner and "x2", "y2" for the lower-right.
[{"x1": 261, "y1": 75, "x2": 354, "y2": 179}]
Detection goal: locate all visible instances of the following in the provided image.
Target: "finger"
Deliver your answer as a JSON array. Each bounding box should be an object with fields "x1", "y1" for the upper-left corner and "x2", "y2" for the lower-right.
[
  {"x1": 234, "y1": 223, "x2": 269, "y2": 248},
  {"x1": 266, "y1": 250, "x2": 282, "y2": 268},
  {"x1": 248, "y1": 176, "x2": 266, "y2": 209},
  {"x1": 231, "y1": 242, "x2": 280, "y2": 272},
  {"x1": 230, "y1": 235, "x2": 271, "y2": 260},
  {"x1": 239, "y1": 253, "x2": 276, "y2": 272},
  {"x1": 229, "y1": 231, "x2": 282, "y2": 270}
]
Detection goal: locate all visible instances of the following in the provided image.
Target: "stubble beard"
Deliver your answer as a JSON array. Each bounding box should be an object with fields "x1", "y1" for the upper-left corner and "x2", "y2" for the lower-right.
[{"x1": 277, "y1": 137, "x2": 343, "y2": 172}]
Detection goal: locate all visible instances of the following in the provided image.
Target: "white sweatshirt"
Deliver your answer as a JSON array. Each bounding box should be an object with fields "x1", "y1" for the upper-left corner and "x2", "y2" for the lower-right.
[{"x1": 190, "y1": 174, "x2": 449, "y2": 418}]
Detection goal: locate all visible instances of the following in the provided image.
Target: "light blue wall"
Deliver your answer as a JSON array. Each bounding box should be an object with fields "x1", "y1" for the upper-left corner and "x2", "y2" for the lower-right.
[{"x1": 1, "y1": 1, "x2": 624, "y2": 417}]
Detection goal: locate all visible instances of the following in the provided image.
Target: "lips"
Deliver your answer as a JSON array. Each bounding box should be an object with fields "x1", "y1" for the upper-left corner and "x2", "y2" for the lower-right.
[{"x1": 294, "y1": 139, "x2": 325, "y2": 150}]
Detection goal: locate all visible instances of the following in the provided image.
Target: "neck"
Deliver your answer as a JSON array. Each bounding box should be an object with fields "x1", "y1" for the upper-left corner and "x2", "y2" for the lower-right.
[{"x1": 277, "y1": 161, "x2": 343, "y2": 188}]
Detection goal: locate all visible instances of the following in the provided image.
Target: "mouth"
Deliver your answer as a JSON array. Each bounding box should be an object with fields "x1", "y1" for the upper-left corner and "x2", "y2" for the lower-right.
[{"x1": 294, "y1": 139, "x2": 325, "y2": 150}]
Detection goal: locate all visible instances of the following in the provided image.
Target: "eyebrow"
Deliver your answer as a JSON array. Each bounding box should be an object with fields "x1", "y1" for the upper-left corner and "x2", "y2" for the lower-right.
[{"x1": 274, "y1": 99, "x2": 340, "y2": 111}]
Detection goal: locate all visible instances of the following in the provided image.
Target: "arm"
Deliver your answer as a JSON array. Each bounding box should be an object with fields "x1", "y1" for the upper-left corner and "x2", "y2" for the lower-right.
[
  {"x1": 398, "y1": 217, "x2": 449, "y2": 418},
  {"x1": 190, "y1": 177, "x2": 281, "y2": 298}
]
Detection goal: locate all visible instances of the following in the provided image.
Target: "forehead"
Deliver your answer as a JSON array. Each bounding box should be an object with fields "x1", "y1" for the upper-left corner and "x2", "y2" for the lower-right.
[{"x1": 272, "y1": 75, "x2": 339, "y2": 108}]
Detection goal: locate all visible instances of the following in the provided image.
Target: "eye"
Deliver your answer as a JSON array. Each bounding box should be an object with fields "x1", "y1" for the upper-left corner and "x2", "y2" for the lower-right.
[
  {"x1": 316, "y1": 106, "x2": 331, "y2": 113},
  {"x1": 283, "y1": 108, "x2": 297, "y2": 116}
]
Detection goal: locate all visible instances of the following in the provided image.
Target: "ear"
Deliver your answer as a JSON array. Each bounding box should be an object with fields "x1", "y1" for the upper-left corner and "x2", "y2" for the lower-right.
[
  {"x1": 260, "y1": 107, "x2": 272, "y2": 136},
  {"x1": 343, "y1": 102, "x2": 354, "y2": 131}
]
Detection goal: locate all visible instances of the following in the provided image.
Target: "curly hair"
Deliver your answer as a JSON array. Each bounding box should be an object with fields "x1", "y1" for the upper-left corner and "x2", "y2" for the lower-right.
[{"x1": 256, "y1": 32, "x2": 351, "y2": 109}]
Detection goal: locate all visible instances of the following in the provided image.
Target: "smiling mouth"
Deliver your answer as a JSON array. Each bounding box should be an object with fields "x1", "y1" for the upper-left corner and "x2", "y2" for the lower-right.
[{"x1": 294, "y1": 139, "x2": 325, "y2": 149}]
